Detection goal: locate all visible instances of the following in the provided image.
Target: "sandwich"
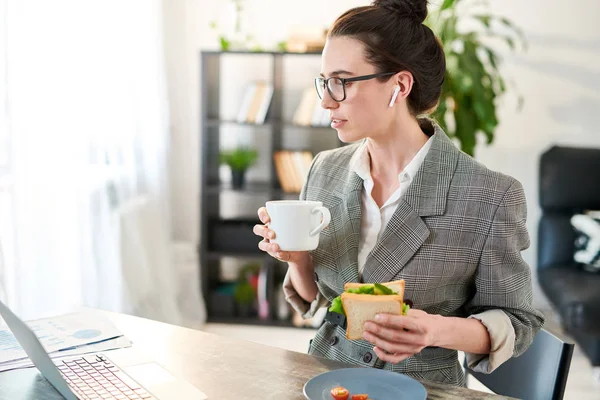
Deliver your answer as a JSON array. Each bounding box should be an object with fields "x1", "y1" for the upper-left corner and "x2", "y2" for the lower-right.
[{"x1": 328, "y1": 280, "x2": 408, "y2": 340}]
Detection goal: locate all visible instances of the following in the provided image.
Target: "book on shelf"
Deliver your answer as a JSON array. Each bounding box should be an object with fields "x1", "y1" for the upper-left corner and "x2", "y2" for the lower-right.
[
  {"x1": 257, "y1": 266, "x2": 269, "y2": 320},
  {"x1": 236, "y1": 81, "x2": 274, "y2": 124},
  {"x1": 292, "y1": 87, "x2": 330, "y2": 127},
  {"x1": 273, "y1": 150, "x2": 313, "y2": 193}
]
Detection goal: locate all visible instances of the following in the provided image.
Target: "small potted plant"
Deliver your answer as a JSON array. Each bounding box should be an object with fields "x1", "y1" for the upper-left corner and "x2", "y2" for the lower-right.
[
  {"x1": 233, "y1": 262, "x2": 260, "y2": 317},
  {"x1": 220, "y1": 147, "x2": 258, "y2": 189},
  {"x1": 233, "y1": 281, "x2": 256, "y2": 317}
]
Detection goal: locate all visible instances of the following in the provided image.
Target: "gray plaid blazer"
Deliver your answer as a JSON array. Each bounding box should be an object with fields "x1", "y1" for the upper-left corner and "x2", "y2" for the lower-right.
[{"x1": 293, "y1": 123, "x2": 544, "y2": 386}]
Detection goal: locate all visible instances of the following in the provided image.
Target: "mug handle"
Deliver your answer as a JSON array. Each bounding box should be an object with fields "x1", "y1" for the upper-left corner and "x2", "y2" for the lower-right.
[{"x1": 309, "y1": 206, "x2": 331, "y2": 237}]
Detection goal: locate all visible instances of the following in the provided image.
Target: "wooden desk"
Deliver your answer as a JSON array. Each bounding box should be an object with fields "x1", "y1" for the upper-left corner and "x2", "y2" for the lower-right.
[{"x1": 0, "y1": 311, "x2": 511, "y2": 399}]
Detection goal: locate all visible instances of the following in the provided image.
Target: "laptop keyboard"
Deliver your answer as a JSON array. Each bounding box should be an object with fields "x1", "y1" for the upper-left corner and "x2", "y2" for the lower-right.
[{"x1": 54, "y1": 354, "x2": 155, "y2": 400}]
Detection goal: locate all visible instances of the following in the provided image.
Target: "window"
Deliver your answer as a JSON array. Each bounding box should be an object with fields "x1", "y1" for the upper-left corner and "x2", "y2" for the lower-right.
[{"x1": 0, "y1": 0, "x2": 15, "y2": 305}]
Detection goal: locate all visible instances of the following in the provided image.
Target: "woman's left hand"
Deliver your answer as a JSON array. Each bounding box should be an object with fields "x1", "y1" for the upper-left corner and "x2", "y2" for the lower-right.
[{"x1": 362, "y1": 308, "x2": 442, "y2": 364}]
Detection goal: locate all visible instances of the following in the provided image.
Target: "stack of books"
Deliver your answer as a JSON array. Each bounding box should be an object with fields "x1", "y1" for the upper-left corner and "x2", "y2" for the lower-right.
[
  {"x1": 236, "y1": 81, "x2": 274, "y2": 124},
  {"x1": 292, "y1": 87, "x2": 330, "y2": 127},
  {"x1": 273, "y1": 150, "x2": 313, "y2": 193}
]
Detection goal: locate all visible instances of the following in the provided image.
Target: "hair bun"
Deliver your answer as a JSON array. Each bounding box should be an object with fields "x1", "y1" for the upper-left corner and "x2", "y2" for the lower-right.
[{"x1": 373, "y1": 0, "x2": 428, "y2": 24}]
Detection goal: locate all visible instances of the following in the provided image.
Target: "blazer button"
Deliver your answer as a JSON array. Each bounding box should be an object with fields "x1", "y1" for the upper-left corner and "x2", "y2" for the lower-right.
[
  {"x1": 313, "y1": 272, "x2": 319, "y2": 282},
  {"x1": 329, "y1": 336, "x2": 339, "y2": 346},
  {"x1": 362, "y1": 352, "x2": 373, "y2": 363}
]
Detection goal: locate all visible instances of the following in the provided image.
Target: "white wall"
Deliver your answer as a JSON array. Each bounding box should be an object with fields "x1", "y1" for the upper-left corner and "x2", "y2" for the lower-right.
[{"x1": 163, "y1": 0, "x2": 600, "y2": 308}]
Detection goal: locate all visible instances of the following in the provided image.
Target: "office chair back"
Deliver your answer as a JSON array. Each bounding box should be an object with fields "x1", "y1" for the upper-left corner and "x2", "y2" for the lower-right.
[{"x1": 466, "y1": 328, "x2": 574, "y2": 400}]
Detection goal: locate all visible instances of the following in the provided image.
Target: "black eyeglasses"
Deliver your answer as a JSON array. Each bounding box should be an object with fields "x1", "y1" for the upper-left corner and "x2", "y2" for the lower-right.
[{"x1": 314, "y1": 72, "x2": 396, "y2": 102}]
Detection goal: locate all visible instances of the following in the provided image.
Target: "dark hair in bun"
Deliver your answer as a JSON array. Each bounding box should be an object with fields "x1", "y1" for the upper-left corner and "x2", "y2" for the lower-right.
[
  {"x1": 374, "y1": 0, "x2": 428, "y2": 24},
  {"x1": 329, "y1": 0, "x2": 445, "y2": 116}
]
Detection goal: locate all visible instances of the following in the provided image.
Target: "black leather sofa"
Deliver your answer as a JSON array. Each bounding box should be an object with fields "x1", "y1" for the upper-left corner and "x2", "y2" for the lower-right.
[{"x1": 538, "y1": 145, "x2": 600, "y2": 371}]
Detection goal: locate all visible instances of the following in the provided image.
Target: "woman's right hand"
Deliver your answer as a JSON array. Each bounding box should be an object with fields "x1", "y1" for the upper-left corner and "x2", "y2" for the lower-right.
[{"x1": 253, "y1": 207, "x2": 310, "y2": 265}]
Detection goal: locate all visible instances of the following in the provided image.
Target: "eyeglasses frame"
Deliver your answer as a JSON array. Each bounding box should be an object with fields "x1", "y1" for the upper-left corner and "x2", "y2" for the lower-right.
[{"x1": 314, "y1": 71, "x2": 397, "y2": 102}]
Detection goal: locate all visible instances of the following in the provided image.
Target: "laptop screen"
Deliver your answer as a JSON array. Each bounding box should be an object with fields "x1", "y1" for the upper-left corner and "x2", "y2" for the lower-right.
[{"x1": 0, "y1": 300, "x2": 77, "y2": 400}]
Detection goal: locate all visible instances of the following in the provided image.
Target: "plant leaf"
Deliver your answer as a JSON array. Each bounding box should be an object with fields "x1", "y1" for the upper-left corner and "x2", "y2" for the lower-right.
[
  {"x1": 427, "y1": 0, "x2": 524, "y2": 157},
  {"x1": 474, "y1": 15, "x2": 491, "y2": 28},
  {"x1": 441, "y1": 0, "x2": 456, "y2": 11},
  {"x1": 499, "y1": 16, "x2": 528, "y2": 45},
  {"x1": 219, "y1": 36, "x2": 230, "y2": 51},
  {"x1": 455, "y1": 104, "x2": 477, "y2": 156}
]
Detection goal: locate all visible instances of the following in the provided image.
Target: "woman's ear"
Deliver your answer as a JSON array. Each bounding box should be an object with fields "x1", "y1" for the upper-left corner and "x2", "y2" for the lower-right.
[{"x1": 394, "y1": 71, "x2": 415, "y2": 101}]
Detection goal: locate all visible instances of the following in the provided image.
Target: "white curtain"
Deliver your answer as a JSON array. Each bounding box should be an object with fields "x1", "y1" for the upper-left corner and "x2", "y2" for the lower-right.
[{"x1": 0, "y1": 0, "x2": 205, "y2": 326}]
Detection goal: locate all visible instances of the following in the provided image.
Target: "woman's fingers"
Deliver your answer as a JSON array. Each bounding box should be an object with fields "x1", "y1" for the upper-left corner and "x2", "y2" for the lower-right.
[
  {"x1": 254, "y1": 208, "x2": 275, "y2": 248},
  {"x1": 362, "y1": 310, "x2": 436, "y2": 356},
  {"x1": 257, "y1": 238, "x2": 280, "y2": 254},
  {"x1": 258, "y1": 239, "x2": 269, "y2": 252},
  {"x1": 257, "y1": 207, "x2": 289, "y2": 261},
  {"x1": 257, "y1": 207, "x2": 270, "y2": 224},
  {"x1": 373, "y1": 347, "x2": 412, "y2": 364},
  {"x1": 371, "y1": 313, "x2": 421, "y2": 333},
  {"x1": 363, "y1": 330, "x2": 423, "y2": 355},
  {"x1": 363, "y1": 321, "x2": 419, "y2": 344},
  {"x1": 253, "y1": 224, "x2": 275, "y2": 239}
]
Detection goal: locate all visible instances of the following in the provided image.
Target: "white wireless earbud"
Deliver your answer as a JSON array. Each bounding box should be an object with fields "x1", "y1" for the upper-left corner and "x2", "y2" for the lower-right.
[{"x1": 388, "y1": 85, "x2": 401, "y2": 107}]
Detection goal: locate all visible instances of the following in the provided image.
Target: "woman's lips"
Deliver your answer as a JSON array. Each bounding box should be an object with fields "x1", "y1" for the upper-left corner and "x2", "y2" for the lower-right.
[{"x1": 331, "y1": 118, "x2": 347, "y2": 129}]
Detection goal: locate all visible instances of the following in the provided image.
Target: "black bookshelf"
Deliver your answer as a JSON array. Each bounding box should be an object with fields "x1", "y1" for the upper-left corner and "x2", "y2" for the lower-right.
[
  {"x1": 200, "y1": 50, "x2": 323, "y2": 56},
  {"x1": 199, "y1": 50, "x2": 339, "y2": 328}
]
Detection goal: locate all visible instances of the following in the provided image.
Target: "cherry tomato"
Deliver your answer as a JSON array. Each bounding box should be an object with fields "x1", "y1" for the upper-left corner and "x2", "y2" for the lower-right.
[
  {"x1": 330, "y1": 386, "x2": 350, "y2": 400},
  {"x1": 351, "y1": 395, "x2": 369, "y2": 400}
]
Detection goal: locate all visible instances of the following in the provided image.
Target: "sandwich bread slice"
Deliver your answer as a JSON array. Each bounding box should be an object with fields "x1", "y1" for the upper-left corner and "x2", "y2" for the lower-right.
[
  {"x1": 329, "y1": 280, "x2": 407, "y2": 340},
  {"x1": 341, "y1": 292, "x2": 405, "y2": 340}
]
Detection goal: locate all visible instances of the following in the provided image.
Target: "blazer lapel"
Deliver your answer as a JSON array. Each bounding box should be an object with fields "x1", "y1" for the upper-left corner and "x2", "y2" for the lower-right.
[
  {"x1": 362, "y1": 127, "x2": 460, "y2": 283},
  {"x1": 332, "y1": 171, "x2": 363, "y2": 288},
  {"x1": 362, "y1": 201, "x2": 430, "y2": 283}
]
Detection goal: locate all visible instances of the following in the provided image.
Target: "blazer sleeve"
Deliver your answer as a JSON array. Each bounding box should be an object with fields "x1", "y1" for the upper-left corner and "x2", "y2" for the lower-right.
[
  {"x1": 281, "y1": 152, "x2": 330, "y2": 318},
  {"x1": 464, "y1": 178, "x2": 545, "y2": 373}
]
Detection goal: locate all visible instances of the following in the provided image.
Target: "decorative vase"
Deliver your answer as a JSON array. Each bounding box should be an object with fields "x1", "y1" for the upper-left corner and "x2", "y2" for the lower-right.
[{"x1": 231, "y1": 169, "x2": 245, "y2": 189}]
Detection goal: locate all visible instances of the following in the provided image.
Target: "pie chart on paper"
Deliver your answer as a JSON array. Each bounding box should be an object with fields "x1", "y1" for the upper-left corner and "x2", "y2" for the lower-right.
[{"x1": 72, "y1": 329, "x2": 102, "y2": 340}]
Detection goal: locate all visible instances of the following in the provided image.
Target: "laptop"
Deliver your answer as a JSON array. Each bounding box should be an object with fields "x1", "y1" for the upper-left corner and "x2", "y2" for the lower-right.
[{"x1": 0, "y1": 299, "x2": 207, "y2": 400}]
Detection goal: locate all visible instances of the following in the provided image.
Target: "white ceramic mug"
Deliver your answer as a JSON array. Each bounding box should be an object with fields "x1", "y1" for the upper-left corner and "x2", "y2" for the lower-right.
[{"x1": 265, "y1": 200, "x2": 331, "y2": 251}]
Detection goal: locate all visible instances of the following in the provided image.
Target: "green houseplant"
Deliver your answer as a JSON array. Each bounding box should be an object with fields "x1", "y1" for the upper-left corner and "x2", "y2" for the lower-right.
[
  {"x1": 220, "y1": 147, "x2": 258, "y2": 189},
  {"x1": 209, "y1": 0, "x2": 264, "y2": 51},
  {"x1": 233, "y1": 281, "x2": 256, "y2": 317},
  {"x1": 233, "y1": 262, "x2": 260, "y2": 317},
  {"x1": 426, "y1": 0, "x2": 526, "y2": 156}
]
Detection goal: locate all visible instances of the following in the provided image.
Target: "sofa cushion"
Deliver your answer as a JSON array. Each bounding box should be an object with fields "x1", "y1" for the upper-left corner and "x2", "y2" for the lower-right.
[
  {"x1": 538, "y1": 214, "x2": 577, "y2": 270},
  {"x1": 571, "y1": 211, "x2": 600, "y2": 273},
  {"x1": 538, "y1": 266, "x2": 600, "y2": 335},
  {"x1": 539, "y1": 146, "x2": 600, "y2": 211}
]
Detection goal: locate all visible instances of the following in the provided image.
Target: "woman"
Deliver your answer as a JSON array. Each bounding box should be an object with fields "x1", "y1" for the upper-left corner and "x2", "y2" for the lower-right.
[{"x1": 253, "y1": 0, "x2": 544, "y2": 386}]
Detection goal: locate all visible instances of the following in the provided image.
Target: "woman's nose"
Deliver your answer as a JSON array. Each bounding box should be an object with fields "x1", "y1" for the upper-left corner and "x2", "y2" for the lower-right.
[{"x1": 320, "y1": 89, "x2": 338, "y2": 110}]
